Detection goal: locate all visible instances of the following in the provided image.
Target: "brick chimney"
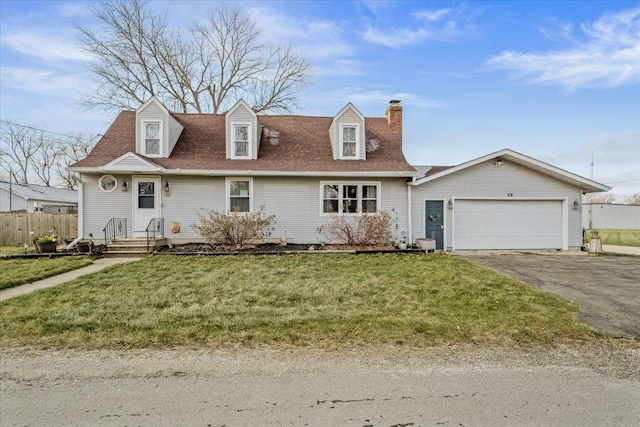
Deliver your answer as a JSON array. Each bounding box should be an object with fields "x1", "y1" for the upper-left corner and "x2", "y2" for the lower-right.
[{"x1": 385, "y1": 100, "x2": 402, "y2": 138}]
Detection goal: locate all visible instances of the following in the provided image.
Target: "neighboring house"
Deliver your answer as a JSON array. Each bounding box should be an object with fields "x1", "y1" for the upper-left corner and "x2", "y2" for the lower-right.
[
  {"x1": 0, "y1": 181, "x2": 78, "y2": 214},
  {"x1": 583, "y1": 204, "x2": 640, "y2": 229},
  {"x1": 68, "y1": 97, "x2": 609, "y2": 251}
]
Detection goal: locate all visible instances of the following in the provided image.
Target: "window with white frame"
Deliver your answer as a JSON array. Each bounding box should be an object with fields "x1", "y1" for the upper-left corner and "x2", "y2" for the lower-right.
[
  {"x1": 340, "y1": 124, "x2": 359, "y2": 159},
  {"x1": 226, "y1": 178, "x2": 253, "y2": 212},
  {"x1": 98, "y1": 175, "x2": 117, "y2": 192},
  {"x1": 232, "y1": 124, "x2": 251, "y2": 158},
  {"x1": 143, "y1": 121, "x2": 162, "y2": 156},
  {"x1": 321, "y1": 182, "x2": 380, "y2": 214}
]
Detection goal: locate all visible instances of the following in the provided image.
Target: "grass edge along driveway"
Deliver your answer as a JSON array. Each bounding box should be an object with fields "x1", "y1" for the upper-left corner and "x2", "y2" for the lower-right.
[{"x1": 0, "y1": 254, "x2": 603, "y2": 349}]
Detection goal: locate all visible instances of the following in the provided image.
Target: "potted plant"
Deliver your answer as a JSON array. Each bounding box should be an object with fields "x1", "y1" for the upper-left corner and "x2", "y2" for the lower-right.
[{"x1": 36, "y1": 231, "x2": 58, "y2": 253}]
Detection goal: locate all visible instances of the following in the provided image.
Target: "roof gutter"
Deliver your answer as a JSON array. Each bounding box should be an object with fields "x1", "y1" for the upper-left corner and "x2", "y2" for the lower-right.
[{"x1": 68, "y1": 167, "x2": 419, "y2": 178}]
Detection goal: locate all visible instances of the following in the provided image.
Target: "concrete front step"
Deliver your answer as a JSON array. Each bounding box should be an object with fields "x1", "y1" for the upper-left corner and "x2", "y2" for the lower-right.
[{"x1": 104, "y1": 238, "x2": 166, "y2": 258}]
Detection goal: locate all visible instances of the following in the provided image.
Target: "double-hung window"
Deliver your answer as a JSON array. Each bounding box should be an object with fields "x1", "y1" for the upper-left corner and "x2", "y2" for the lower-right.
[
  {"x1": 143, "y1": 121, "x2": 162, "y2": 156},
  {"x1": 340, "y1": 124, "x2": 359, "y2": 159},
  {"x1": 226, "y1": 178, "x2": 253, "y2": 213},
  {"x1": 321, "y1": 182, "x2": 380, "y2": 215},
  {"x1": 232, "y1": 123, "x2": 251, "y2": 159}
]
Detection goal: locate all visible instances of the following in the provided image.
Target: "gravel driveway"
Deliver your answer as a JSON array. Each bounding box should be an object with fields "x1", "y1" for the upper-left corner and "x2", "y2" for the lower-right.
[{"x1": 463, "y1": 254, "x2": 640, "y2": 339}]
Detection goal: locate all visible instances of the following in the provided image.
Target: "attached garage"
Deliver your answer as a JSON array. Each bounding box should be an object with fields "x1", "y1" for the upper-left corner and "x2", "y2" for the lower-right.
[
  {"x1": 453, "y1": 199, "x2": 563, "y2": 250},
  {"x1": 410, "y1": 149, "x2": 611, "y2": 251}
]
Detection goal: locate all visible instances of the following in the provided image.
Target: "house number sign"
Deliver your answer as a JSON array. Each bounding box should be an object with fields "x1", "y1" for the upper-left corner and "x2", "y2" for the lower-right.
[{"x1": 507, "y1": 193, "x2": 513, "y2": 197}]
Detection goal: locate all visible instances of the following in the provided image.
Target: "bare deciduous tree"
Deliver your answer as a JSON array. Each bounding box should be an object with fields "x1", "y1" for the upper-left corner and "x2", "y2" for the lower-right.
[
  {"x1": 623, "y1": 192, "x2": 640, "y2": 205},
  {"x1": 56, "y1": 134, "x2": 97, "y2": 189},
  {"x1": 0, "y1": 121, "x2": 57, "y2": 185},
  {"x1": 583, "y1": 193, "x2": 617, "y2": 204},
  {"x1": 78, "y1": 0, "x2": 311, "y2": 114},
  {"x1": 0, "y1": 121, "x2": 95, "y2": 189}
]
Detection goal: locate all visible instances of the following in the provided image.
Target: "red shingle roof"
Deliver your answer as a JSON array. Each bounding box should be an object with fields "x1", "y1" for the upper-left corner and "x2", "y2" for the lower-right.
[{"x1": 72, "y1": 111, "x2": 416, "y2": 174}]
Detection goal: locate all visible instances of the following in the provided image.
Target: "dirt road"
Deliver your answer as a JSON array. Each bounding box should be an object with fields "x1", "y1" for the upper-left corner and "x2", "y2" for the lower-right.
[{"x1": 1, "y1": 344, "x2": 639, "y2": 426}]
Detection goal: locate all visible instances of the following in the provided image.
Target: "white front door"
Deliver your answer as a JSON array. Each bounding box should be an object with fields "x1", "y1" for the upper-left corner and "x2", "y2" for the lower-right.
[{"x1": 133, "y1": 176, "x2": 161, "y2": 236}]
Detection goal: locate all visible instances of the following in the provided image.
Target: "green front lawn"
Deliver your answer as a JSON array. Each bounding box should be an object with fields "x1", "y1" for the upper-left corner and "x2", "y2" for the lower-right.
[
  {"x1": 0, "y1": 254, "x2": 601, "y2": 349},
  {"x1": 585, "y1": 229, "x2": 640, "y2": 247},
  {"x1": 0, "y1": 245, "x2": 34, "y2": 256},
  {"x1": 0, "y1": 257, "x2": 94, "y2": 290}
]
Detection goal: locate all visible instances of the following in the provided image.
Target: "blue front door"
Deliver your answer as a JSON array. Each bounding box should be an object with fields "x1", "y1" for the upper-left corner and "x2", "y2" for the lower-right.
[{"x1": 425, "y1": 200, "x2": 444, "y2": 250}]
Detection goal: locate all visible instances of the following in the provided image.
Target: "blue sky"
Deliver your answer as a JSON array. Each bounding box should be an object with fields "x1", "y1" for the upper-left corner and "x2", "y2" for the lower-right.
[{"x1": 1, "y1": 0, "x2": 638, "y2": 196}]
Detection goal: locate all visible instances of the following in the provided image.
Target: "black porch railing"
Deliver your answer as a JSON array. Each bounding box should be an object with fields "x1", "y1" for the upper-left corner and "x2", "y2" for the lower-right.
[
  {"x1": 103, "y1": 218, "x2": 127, "y2": 246},
  {"x1": 146, "y1": 218, "x2": 164, "y2": 252}
]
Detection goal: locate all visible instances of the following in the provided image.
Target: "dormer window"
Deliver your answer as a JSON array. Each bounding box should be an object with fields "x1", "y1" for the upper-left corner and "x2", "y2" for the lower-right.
[
  {"x1": 340, "y1": 124, "x2": 359, "y2": 159},
  {"x1": 232, "y1": 123, "x2": 252, "y2": 159},
  {"x1": 143, "y1": 121, "x2": 162, "y2": 157}
]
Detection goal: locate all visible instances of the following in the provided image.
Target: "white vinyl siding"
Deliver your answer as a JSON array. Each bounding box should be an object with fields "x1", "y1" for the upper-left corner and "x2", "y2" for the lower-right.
[
  {"x1": 80, "y1": 175, "x2": 409, "y2": 245},
  {"x1": 136, "y1": 98, "x2": 184, "y2": 158},
  {"x1": 410, "y1": 160, "x2": 583, "y2": 250},
  {"x1": 226, "y1": 101, "x2": 258, "y2": 160},
  {"x1": 329, "y1": 104, "x2": 366, "y2": 160},
  {"x1": 81, "y1": 174, "x2": 135, "y2": 243}
]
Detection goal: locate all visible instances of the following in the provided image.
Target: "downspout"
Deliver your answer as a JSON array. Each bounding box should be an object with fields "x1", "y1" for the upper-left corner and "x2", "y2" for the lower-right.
[
  {"x1": 407, "y1": 182, "x2": 412, "y2": 243},
  {"x1": 78, "y1": 179, "x2": 84, "y2": 240}
]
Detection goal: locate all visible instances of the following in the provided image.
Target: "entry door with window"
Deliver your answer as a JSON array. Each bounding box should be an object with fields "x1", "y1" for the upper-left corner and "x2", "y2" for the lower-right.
[
  {"x1": 133, "y1": 176, "x2": 161, "y2": 236},
  {"x1": 425, "y1": 200, "x2": 444, "y2": 250}
]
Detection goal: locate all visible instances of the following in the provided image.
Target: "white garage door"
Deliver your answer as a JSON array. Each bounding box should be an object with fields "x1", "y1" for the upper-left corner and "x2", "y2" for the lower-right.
[{"x1": 454, "y1": 200, "x2": 562, "y2": 250}]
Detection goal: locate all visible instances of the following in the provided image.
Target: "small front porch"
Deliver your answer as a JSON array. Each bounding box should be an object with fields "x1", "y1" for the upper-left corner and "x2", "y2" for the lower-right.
[
  {"x1": 102, "y1": 217, "x2": 166, "y2": 258},
  {"x1": 103, "y1": 237, "x2": 167, "y2": 258}
]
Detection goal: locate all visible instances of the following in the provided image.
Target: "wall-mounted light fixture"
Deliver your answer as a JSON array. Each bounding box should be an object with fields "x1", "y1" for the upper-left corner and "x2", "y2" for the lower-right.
[
  {"x1": 164, "y1": 180, "x2": 171, "y2": 196},
  {"x1": 122, "y1": 179, "x2": 129, "y2": 192},
  {"x1": 572, "y1": 199, "x2": 579, "y2": 209},
  {"x1": 447, "y1": 199, "x2": 453, "y2": 209},
  {"x1": 494, "y1": 159, "x2": 504, "y2": 167}
]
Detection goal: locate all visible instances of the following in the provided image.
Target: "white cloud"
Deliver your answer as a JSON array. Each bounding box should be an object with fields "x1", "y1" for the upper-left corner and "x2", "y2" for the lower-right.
[
  {"x1": 1, "y1": 29, "x2": 91, "y2": 63},
  {"x1": 361, "y1": 7, "x2": 476, "y2": 48},
  {"x1": 413, "y1": 9, "x2": 452, "y2": 22},
  {"x1": 326, "y1": 87, "x2": 447, "y2": 109},
  {"x1": 0, "y1": 67, "x2": 91, "y2": 97},
  {"x1": 245, "y1": 7, "x2": 354, "y2": 59},
  {"x1": 57, "y1": 2, "x2": 91, "y2": 18},
  {"x1": 487, "y1": 8, "x2": 640, "y2": 90},
  {"x1": 315, "y1": 60, "x2": 366, "y2": 77}
]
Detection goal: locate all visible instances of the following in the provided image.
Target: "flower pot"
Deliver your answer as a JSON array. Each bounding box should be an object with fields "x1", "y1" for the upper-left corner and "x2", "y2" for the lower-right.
[{"x1": 37, "y1": 241, "x2": 57, "y2": 253}]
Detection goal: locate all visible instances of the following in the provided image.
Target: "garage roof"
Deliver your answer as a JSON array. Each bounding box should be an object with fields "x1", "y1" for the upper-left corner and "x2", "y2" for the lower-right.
[{"x1": 411, "y1": 148, "x2": 611, "y2": 193}]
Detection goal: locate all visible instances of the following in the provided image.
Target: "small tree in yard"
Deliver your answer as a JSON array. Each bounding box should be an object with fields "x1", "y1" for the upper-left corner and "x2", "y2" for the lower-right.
[
  {"x1": 318, "y1": 211, "x2": 392, "y2": 247},
  {"x1": 192, "y1": 206, "x2": 276, "y2": 248}
]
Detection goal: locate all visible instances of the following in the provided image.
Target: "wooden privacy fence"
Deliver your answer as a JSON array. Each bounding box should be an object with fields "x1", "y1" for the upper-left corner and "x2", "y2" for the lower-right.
[{"x1": 0, "y1": 213, "x2": 78, "y2": 246}]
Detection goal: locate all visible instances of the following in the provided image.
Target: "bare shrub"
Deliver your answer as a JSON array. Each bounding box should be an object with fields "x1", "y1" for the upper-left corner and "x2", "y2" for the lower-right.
[
  {"x1": 317, "y1": 211, "x2": 392, "y2": 247},
  {"x1": 192, "y1": 206, "x2": 276, "y2": 248}
]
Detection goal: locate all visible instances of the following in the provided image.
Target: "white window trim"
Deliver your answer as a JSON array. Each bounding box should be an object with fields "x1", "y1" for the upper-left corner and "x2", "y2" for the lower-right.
[
  {"x1": 319, "y1": 181, "x2": 381, "y2": 216},
  {"x1": 225, "y1": 177, "x2": 254, "y2": 212},
  {"x1": 142, "y1": 120, "x2": 163, "y2": 157},
  {"x1": 98, "y1": 174, "x2": 118, "y2": 193},
  {"x1": 339, "y1": 123, "x2": 360, "y2": 160},
  {"x1": 230, "y1": 122, "x2": 252, "y2": 159}
]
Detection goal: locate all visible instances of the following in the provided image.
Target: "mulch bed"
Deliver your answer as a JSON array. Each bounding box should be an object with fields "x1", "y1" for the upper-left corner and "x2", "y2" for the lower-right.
[{"x1": 155, "y1": 243, "x2": 424, "y2": 255}]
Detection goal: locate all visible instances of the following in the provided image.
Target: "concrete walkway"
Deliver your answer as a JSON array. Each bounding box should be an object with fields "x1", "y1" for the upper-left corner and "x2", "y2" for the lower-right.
[
  {"x1": 603, "y1": 245, "x2": 640, "y2": 255},
  {"x1": 0, "y1": 258, "x2": 141, "y2": 301}
]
